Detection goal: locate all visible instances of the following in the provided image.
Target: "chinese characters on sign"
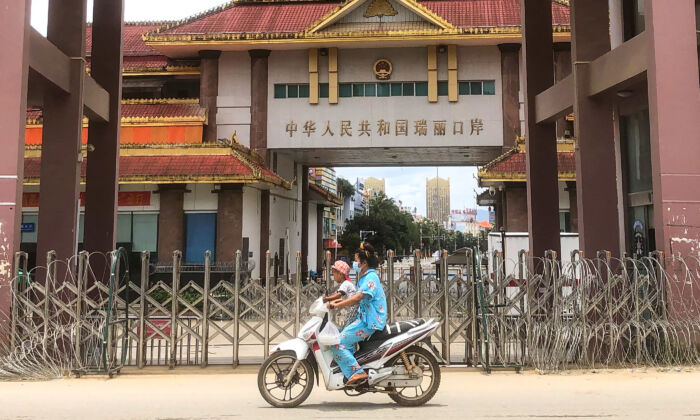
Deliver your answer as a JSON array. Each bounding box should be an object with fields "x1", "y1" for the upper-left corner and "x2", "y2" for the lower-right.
[{"x1": 285, "y1": 118, "x2": 485, "y2": 138}]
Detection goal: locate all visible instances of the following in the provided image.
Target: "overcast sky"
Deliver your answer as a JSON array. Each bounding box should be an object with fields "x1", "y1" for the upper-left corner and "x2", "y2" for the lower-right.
[{"x1": 31, "y1": 0, "x2": 486, "y2": 218}]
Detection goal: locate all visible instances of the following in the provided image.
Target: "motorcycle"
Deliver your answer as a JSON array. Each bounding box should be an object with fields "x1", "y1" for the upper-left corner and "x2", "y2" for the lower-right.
[{"x1": 257, "y1": 296, "x2": 443, "y2": 408}]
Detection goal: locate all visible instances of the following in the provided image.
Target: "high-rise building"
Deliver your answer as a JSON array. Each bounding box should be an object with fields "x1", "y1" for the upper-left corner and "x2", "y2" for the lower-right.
[
  {"x1": 426, "y1": 177, "x2": 450, "y2": 224},
  {"x1": 364, "y1": 177, "x2": 386, "y2": 197}
]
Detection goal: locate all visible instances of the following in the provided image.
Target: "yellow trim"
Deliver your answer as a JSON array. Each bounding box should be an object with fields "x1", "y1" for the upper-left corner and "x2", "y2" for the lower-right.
[
  {"x1": 427, "y1": 45, "x2": 437, "y2": 103},
  {"x1": 122, "y1": 98, "x2": 200, "y2": 105},
  {"x1": 309, "y1": 48, "x2": 319, "y2": 105},
  {"x1": 124, "y1": 70, "x2": 200, "y2": 77},
  {"x1": 447, "y1": 44, "x2": 458, "y2": 102},
  {"x1": 329, "y1": 47, "x2": 339, "y2": 104}
]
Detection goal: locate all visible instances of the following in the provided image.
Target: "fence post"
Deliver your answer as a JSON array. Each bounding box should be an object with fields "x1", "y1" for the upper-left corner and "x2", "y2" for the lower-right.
[
  {"x1": 325, "y1": 251, "x2": 332, "y2": 292},
  {"x1": 201, "y1": 250, "x2": 211, "y2": 368},
  {"x1": 138, "y1": 251, "x2": 149, "y2": 369},
  {"x1": 387, "y1": 250, "x2": 394, "y2": 323},
  {"x1": 44, "y1": 251, "x2": 56, "y2": 342},
  {"x1": 233, "y1": 250, "x2": 241, "y2": 367},
  {"x1": 466, "y1": 248, "x2": 476, "y2": 364},
  {"x1": 264, "y1": 250, "x2": 272, "y2": 359},
  {"x1": 414, "y1": 250, "x2": 422, "y2": 317},
  {"x1": 11, "y1": 252, "x2": 27, "y2": 351},
  {"x1": 441, "y1": 250, "x2": 450, "y2": 364},
  {"x1": 295, "y1": 252, "x2": 302, "y2": 335},
  {"x1": 75, "y1": 251, "x2": 87, "y2": 365},
  {"x1": 169, "y1": 250, "x2": 181, "y2": 369}
]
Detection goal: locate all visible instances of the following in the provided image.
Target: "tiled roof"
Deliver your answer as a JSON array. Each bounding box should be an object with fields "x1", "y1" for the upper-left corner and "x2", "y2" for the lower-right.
[
  {"x1": 24, "y1": 151, "x2": 290, "y2": 188},
  {"x1": 86, "y1": 23, "x2": 165, "y2": 56},
  {"x1": 26, "y1": 99, "x2": 206, "y2": 125},
  {"x1": 421, "y1": 0, "x2": 570, "y2": 28},
  {"x1": 485, "y1": 151, "x2": 576, "y2": 174},
  {"x1": 162, "y1": 2, "x2": 338, "y2": 34},
  {"x1": 478, "y1": 139, "x2": 577, "y2": 183},
  {"x1": 122, "y1": 56, "x2": 170, "y2": 71},
  {"x1": 150, "y1": 0, "x2": 569, "y2": 37}
]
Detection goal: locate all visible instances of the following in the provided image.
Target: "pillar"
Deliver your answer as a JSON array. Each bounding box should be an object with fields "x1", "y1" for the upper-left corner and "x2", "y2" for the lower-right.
[
  {"x1": 301, "y1": 166, "x2": 310, "y2": 279},
  {"x1": 316, "y1": 204, "x2": 324, "y2": 273},
  {"x1": 645, "y1": 0, "x2": 700, "y2": 316},
  {"x1": 249, "y1": 49, "x2": 271, "y2": 277},
  {"x1": 200, "y1": 50, "x2": 221, "y2": 143},
  {"x1": 157, "y1": 184, "x2": 185, "y2": 262},
  {"x1": 36, "y1": 0, "x2": 88, "y2": 269},
  {"x1": 0, "y1": 0, "x2": 30, "y2": 318},
  {"x1": 571, "y1": 1, "x2": 621, "y2": 257},
  {"x1": 553, "y1": 43, "x2": 573, "y2": 138},
  {"x1": 498, "y1": 44, "x2": 521, "y2": 151},
  {"x1": 506, "y1": 185, "x2": 529, "y2": 232},
  {"x1": 521, "y1": 0, "x2": 561, "y2": 258},
  {"x1": 216, "y1": 184, "x2": 243, "y2": 262},
  {"x1": 83, "y1": 0, "x2": 124, "y2": 267}
]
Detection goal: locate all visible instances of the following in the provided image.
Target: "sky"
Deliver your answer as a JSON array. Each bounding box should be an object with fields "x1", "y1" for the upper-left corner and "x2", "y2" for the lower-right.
[{"x1": 30, "y1": 0, "x2": 487, "y2": 219}]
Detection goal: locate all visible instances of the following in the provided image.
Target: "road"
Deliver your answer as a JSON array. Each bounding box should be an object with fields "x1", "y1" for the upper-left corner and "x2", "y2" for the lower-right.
[{"x1": 0, "y1": 366, "x2": 699, "y2": 419}]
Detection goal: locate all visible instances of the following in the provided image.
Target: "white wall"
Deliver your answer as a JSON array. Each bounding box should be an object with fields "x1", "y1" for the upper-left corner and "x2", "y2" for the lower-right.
[
  {"x1": 558, "y1": 181, "x2": 571, "y2": 210},
  {"x1": 266, "y1": 46, "x2": 503, "y2": 149},
  {"x1": 218, "y1": 51, "x2": 252, "y2": 146},
  {"x1": 183, "y1": 183, "x2": 218, "y2": 211}
]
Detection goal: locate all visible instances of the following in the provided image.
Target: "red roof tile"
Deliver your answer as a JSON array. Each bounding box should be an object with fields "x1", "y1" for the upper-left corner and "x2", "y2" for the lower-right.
[
  {"x1": 420, "y1": 0, "x2": 570, "y2": 28},
  {"x1": 24, "y1": 154, "x2": 286, "y2": 185},
  {"x1": 161, "y1": 2, "x2": 339, "y2": 34},
  {"x1": 486, "y1": 151, "x2": 576, "y2": 174},
  {"x1": 86, "y1": 23, "x2": 164, "y2": 56},
  {"x1": 27, "y1": 100, "x2": 206, "y2": 125}
]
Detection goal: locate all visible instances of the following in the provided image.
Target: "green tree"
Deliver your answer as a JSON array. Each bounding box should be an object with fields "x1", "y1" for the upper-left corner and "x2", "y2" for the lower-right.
[{"x1": 337, "y1": 177, "x2": 355, "y2": 198}]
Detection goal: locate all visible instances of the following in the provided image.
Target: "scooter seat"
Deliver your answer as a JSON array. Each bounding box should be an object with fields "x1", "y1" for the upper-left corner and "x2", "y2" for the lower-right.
[{"x1": 366, "y1": 318, "x2": 427, "y2": 343}]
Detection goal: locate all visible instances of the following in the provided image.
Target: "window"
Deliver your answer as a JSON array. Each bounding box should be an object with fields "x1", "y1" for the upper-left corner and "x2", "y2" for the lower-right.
[
  {"x1": 339, "y1": 83, "x2": 352, "y2": 98},
  {"x1": 415, "y1": 82, "x2": 428, "y2": 96},
  {"x1": 298, "y1": 84, "x2": 310, "y2": 98},
  {"x1": 402, "y1": 82, "x2": 414, "y2": 96},
  {"x1": 353, "y1": 83, "x2": 364, "y2": 97},
  {"x1": 437, "y1": 81, "x2": 449, "y2": 96},
  {"x1": 287, "y1": 84, "x2": 299, "y2": 98},
  {"x1": 364, "y1": 83, "x2": 376, "y2": 97},
  {"x1": 319, "y1": 83, "x2": 329, "y2": 98},
  {"x1": 117, "y1": 213, "x2": 132, "y2": 244},
  {"x1": 132, "y1": 214, "x2": 158, "y2": 252},
  {"x1": 274, "y1": 84, "x2": 287, "y2": 99},
  {"x1": 470, "y1": 81, "x2": 483, "y2": 95},
  {"x1": 391, "y1": 83, "x2": 402, "y2": 96},
  {"x1": 623, "y1": 0, "x2": 646, "y2": 41},
  {"x1": 483, "y1": 81, "x2": 496, "y2": 95},
  {"x1": 377, "y1": 83, "x2": 390, "y2": 97},
  {"x1": 458, "y1": 81, "x2": 470, "y2": 95}
]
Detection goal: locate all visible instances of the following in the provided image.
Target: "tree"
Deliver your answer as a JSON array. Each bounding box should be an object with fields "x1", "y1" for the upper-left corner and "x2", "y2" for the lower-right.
[{"x1": 337, "y1": 177, "x2": 355, "y2": 198}]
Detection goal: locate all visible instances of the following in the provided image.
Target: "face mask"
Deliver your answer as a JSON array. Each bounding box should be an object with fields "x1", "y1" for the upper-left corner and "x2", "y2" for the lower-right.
[{"x1": 352, "y1": 261, "x2": 360, "y2": 272}]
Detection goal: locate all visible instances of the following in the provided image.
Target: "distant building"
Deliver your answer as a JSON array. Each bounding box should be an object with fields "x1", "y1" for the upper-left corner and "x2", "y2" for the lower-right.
[
  {"x1": 426, "y1": 177, "x2": 450, "y2": 224},
  {"x1": 364, "y1": 177, "x2": 386, "y2": 197},
  {"x1": 353, "y1": 178, "x2": 367, "y2": 216},
  {"x1": 450, "y1": 208, "x2": 479, "y2": 236}
]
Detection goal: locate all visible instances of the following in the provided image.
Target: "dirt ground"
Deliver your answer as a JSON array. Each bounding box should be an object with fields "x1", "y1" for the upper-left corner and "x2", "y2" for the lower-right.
[{"x1": 0, "y1": 366, "x2": 699, "y2": 419}]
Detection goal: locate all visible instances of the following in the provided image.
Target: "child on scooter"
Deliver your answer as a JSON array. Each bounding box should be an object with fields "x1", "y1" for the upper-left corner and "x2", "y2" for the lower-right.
[{"x1": 323, "y1": 260, "x2": 357, "y2": 327}]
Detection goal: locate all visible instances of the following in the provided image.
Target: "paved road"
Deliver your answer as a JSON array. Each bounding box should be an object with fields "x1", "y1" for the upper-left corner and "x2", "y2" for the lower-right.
[{"x1": 1, "y1": 366, "x2": 699, "y2": 419}]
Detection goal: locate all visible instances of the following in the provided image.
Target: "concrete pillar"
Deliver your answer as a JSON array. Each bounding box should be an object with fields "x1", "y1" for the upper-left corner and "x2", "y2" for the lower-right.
[
  {"x1": 301, "y1": 166, "x2": 309, "y2": 279},
  {"x1": 571, "y1": 1, "x2": 621, "y2": 257},
  {"x1": 498, "y1": 44, "x2": 521, "y2": 151},
  {"x1": 521, "y1": 0, "x2": 561, "y2": 259},
  {"x1": 36, "y1": 0, "x2": 88, "y2": 269},
  {"x1": 316, "y1": 204, "x2": 324, "y2": 273},
  {"x1": 83, "y1": 0, "x2": 124, "y2": 269},
  {"x1": 553, "y1": 43, "x2": 573, "y2": 138},
  {"x1": 216, "y1": 184, "x2": 243, "y2": 263},
  {"x1": 199, "y1": 50, "x2": 221, "y2": 143},
  {"x1": 157, "y1": 185, "x2": 186, "y2": 262},
  {"x1": 249, "y1": 49, "x2": 270, "y2": 278},
  {"x1": 645, "y1": 0, "x2": 700, "y2": 316},
  {"x1": 0, "y1": 0, "x2": 30, "y2": 319}
]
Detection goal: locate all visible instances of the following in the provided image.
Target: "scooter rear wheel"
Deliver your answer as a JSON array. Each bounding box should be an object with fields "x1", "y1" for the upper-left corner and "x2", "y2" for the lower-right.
[
  {"x1": 258, "y1": 350, "x2": 314, "y2": 408},
  {"x1": 387, "y1": 346, "x2": 441, "y2": 407}
]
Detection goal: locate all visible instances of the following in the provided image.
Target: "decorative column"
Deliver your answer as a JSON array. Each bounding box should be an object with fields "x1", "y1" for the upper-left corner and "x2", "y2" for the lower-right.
[
  {"x1": 249, "y1": 49, "x2": 271, "y2": 277},
  {"x1": 427, "y1": 45, "x2": 438, "y2": 103},
  {"x1": 0, "y1": 0, "x2": 30, "y2": 319},
  {"x1": 521, "y1": 0, "x2": 561, "y2": 259},
  {"x1": 84, "y1": 0, "x2": 124, "y2": 266},
  {"x1": 309, "y1": 48, "x2": 319, "y2": 105},
  {"x1": 200, "y1": 50, "x2": 221, "y2": 143},
  {"x1": 571, "y1": 1, "x2": 620, "y2": 257},
  {"x1": 498, "y1": 44, "x2": 521, "y2": 150},
  {"x1": 216, "y1": 184, "x2": 243, "y2": 262},
  {"x1": 447, "y1": 45, "x2": 458, "y2": 102},
  {"x1": 157, "y1": 184, "x2": 186, "y2": 262},
  {"x1": 329, "y1": 48, "x2": 338, "y2": 104},
  {"x1": 645, "y1": 0, "x2": 700, "y2": 289},
  {"x1": 36, "y1": 0, "x2": 88, "y2": 269}
]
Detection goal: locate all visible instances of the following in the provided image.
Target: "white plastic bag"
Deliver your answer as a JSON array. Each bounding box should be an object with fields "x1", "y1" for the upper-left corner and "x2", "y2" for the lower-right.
[{"x1": 317, "y1": 320, "x2": 340, "y2": 346}]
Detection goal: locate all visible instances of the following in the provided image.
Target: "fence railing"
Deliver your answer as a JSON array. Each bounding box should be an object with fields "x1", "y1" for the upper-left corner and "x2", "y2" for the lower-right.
[{"x1": 3, "y1": 248, "x2": 700, "y2": 378}]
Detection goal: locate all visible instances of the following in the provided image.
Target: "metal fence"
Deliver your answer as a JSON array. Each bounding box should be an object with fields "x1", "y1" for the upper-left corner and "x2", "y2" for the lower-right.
[{"x1": 3, "y1": 248, "x2": 700, "y2": 378}]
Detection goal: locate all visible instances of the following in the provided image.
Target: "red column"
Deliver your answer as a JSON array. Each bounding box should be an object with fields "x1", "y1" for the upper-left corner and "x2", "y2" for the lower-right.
[
  {"x1": 521, "y1": 0, "x2": 561, "y2": 259},
  {"x1": 36, "y1": 0, "x2": 88, "y2": 269},
  {"x1": 0, "y1": 0, "x2": 30, "y2": 317},
  {"x1": 200, "y1": 50, "x2": 221, "y2": 143},
  {"x1": 83, "y1": 0, "x2": 124, "y2": 264},
  {"x1": 157, "y1": 185, "x2": 186, "y2": 263},
  {"x1": 645, "y1": 0, "x2": 700, "y2": 317},
  {"x1": 498, "y1": 44, "x2": 521, "y2": 152},
  {"x1": 571, "y1": 1, "x2": 621, "y2": 258},
  {"x1": 216, "y1": 185, "x2": 243, "y2": 263}
]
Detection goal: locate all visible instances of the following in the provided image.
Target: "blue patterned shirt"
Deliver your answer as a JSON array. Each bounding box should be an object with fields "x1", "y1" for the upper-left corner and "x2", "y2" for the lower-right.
[{"x1": 356, "y1": 269, "x2": 387, "y2": 331}]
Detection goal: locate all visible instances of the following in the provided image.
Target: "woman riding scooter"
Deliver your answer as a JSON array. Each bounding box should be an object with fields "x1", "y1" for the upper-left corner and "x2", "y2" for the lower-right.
[{"x1": 327, "y1": 242, "x2": 387, "y2": 385}]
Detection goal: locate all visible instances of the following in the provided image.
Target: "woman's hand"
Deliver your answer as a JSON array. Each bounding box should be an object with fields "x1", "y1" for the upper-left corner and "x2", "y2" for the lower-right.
[{"x1": 327, "y1": 299, "x2": 343, "y2": 310}]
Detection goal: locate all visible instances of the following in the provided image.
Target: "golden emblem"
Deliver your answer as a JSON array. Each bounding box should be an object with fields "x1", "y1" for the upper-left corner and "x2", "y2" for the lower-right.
[
  {"x1": 364, "y1": 0, "x2": 398, "y2": 19},
  {"x1": 373, "y1": 59, "x2": 393, "y2": 80}
]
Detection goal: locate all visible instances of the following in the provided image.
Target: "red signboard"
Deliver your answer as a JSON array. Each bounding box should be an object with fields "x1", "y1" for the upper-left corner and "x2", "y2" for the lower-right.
[{"x1": 22, "y1": 191, "x2": 151, "y2": 208}]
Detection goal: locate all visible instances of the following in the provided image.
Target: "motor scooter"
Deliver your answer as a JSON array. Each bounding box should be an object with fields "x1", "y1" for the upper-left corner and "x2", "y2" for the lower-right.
[{"x1": 257, "y1": 296, "x2": 442, "y2": 407}]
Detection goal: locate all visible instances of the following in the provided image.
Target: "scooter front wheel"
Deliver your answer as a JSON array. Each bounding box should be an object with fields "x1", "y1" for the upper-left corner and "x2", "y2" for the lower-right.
[{"x1": 258, "y1": 350, "x2": 314, "y2": 408}]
